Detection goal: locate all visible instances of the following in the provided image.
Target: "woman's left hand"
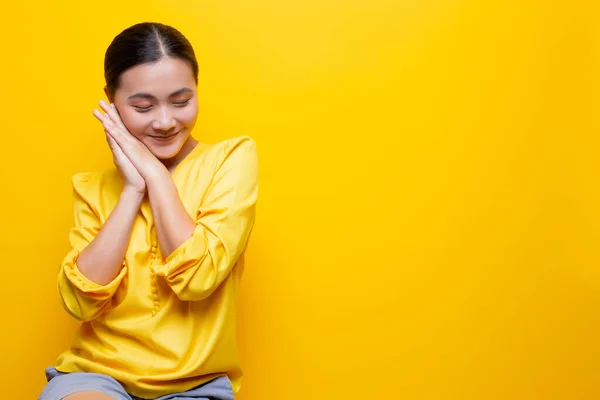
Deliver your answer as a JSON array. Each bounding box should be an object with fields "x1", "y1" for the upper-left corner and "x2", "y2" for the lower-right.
[{"x1": 93, "y1": 100, "x2": 167, "y2": 181}]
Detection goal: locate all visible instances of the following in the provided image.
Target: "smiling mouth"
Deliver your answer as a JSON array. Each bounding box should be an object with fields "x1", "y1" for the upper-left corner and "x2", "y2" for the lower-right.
[{"x1": 150, "y1": 131, "x2": 181, "y2": 141}]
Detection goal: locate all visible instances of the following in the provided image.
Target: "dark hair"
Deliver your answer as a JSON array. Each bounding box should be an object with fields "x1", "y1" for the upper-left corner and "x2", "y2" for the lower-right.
[{"x1": 104, "y1": 22, "x2": 199, "y2": 96}]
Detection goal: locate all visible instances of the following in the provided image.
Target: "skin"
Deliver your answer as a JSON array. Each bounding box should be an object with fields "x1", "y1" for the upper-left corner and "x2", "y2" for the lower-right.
[
  {"x1": 76, "y1": 56, "x2": 197, "y2": 288},
  {"x1": 101, "y1": 56, "x2": 200, "y2": 173},
  {"x1": 61, "y1": 55, "x2": 207, "y2": 399}
]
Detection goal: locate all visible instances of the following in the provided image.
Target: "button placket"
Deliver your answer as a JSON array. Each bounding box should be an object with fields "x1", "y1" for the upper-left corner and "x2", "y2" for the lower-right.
[{"x1": 150, "y1": 235, "x2": 160, "y2": 316}]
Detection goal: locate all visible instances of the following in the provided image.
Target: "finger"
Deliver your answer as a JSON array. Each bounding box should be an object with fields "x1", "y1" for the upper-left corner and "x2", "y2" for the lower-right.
[
  {"x1": 105, "y1": 130, "x2": 133, "y2": 163},
  {"x1": 104, "y1": 126, "x2": 142, "y2": 168},
  {"x1": 96, "y1": 108, "x2": 148, "y2": 166},
  {"x1": 94, "y1": 108, "x2": 124, "y2": 144},
  {"x1": 99, "y1": 100, "x2": 128, "y2": 133},
  {"x1": 96, "y1": 102, "x2": 119, "y2": 133},
  {"x1": 93, "y1": 109, "x2": 119, "y2": 134},
  {"x1": 98, "y1": 99, "x2": 115, "y2": 118},
  {"x1": 98, "y1": 103, "x2": 122, "y2": 134},
  {"x1": 103, "y1": 118, "x2": 122, "y2": 143},
  {"x1": 109, "y1": 103, "x2": 130, "y2": 132},
  {"x1": 104, "y1": 130, "x2": 119, "y2": 150},
  {"x1": 93, "y1": 109, "x2": 108, "y2": 123}
]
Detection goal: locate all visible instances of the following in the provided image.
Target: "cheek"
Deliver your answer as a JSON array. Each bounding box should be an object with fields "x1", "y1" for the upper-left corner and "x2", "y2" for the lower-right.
[
  {"x1": 118, "y1": 110, "x2": 151, "y2": 137},
  {"x1": 178, "y1": 103, "x2": 199, "y2": 126}
]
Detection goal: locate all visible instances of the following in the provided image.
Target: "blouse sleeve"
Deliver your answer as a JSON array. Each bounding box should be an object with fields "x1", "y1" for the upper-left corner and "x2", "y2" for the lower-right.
[
  {"x1": 57, "y1": 173, "x2": 127, "y2": 321},
  {"x1": 152, "y1": 137, "x2": 258, "y2": 301}
]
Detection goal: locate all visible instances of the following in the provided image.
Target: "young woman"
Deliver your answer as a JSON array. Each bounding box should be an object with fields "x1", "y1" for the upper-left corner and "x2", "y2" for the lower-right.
[{"x1": 39, "y1": 22, "x2": 258, "y2": 400}]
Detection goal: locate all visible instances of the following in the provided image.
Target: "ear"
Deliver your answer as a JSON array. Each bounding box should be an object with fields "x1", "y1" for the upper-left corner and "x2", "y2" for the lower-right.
[{"x1": 104, "y1": 87, "x2": 113, "y2": 103}]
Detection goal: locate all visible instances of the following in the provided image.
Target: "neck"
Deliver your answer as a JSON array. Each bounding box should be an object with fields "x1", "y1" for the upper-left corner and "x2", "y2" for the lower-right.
[{"x1": 161, "y1": 136, "x2": 199, "y2": 174}]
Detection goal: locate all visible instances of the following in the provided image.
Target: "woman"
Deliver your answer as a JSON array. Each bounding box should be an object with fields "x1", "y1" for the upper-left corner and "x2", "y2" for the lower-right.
[{"x1": 39, "y1": 22, "x2": 258, "y2": 400}]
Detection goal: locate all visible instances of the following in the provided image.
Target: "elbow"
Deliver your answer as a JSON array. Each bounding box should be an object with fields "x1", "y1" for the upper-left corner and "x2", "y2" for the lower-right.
[
  {"x1": 68, "y1": 310, "x2": 97, "y2": 322},
  {"x1": 174, "y1": 287, "x2": 218, "y2": 302},
  {"x1": 172, "y1": 275, "x2": 221, "y2": 302},
  {"x1": 161, "y1": 239, "x2": 242, "y2": 301},
  {"x1": 166, "y1": 262, "x2": 226, "y2": 301},
  {"x1": 56, "y1": 259, "x2": 126, "y2": 321},
  {"x1": 57, "y1": 279, "x2": 111, "y2": 322},
  {"x1": 59, "y1": 296, "x2": 106, "y2": 322}
]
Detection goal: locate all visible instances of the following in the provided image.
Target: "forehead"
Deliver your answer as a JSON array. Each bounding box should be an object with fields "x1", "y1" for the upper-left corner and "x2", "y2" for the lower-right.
[{"x1": 116, "y1": 57, "x2": 196, "y2": 96}]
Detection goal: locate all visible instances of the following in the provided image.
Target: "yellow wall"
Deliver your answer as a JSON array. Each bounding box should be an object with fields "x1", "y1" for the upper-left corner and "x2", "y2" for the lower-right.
[{"x1": 0, "y1": 0, "x2": 598, "y2": 398}]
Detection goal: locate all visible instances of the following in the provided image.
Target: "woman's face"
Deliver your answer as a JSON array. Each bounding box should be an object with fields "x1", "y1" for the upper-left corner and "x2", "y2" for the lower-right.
[{"x1": 108, "y1": 57, "x2": 199, "y2": 160}]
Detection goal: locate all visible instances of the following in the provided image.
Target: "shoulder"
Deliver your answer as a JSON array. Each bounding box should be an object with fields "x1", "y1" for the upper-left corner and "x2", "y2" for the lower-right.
[
  {"x1": 190, "y1": 136, "x2": 257, "y2": 178},
  {"x1": 70, "y1": 169, "x2": 121, "y2": 205},
  {"x1": 195, "y1": 136, "x2": 258, "y2": 190},
  {"x1": 202, "y1": 135, "x2": 257, "y2": 159},
  {"x1": 210, "y1": 136, "x2": 258, "y2": 167}
]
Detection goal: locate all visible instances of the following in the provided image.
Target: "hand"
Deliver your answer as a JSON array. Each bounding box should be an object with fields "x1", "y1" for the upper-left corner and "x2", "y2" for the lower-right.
[
  {"x1": 93, "y1": 101, "x2": 146, "y2": 194},
  {"x1": 93, "y1": 100, "x2": 166, "y2": 185}
]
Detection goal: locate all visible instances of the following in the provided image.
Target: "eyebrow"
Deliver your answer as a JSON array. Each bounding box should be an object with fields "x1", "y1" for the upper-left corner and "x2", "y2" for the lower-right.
[{"x1": 127, "y1": 88, "x2": 194, "y2": 100}]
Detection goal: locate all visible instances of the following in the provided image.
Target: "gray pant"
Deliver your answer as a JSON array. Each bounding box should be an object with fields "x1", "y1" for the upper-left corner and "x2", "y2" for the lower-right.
[{"x1": 39, "y1": 367, "x2": 235, "y2": 400}]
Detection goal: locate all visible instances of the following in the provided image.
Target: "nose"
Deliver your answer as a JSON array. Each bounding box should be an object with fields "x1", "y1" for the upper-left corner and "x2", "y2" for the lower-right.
[{"x1": 152, "y1": 106, "x2": 177, "y2": 132}]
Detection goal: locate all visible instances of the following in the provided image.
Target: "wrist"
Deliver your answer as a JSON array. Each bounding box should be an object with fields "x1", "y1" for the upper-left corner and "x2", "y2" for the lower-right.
[
  {"x1": 144, "y1": 165, "x2": 171, "y2": 189},
  {"x1": 121, "y1": 187, "x2": 146, "y2": 203}
]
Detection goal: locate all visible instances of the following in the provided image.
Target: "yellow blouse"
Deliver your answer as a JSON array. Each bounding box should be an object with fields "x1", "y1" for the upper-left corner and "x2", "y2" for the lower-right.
[{"x1": 55, "y1": 136, "x2": 258, "y2": 398}]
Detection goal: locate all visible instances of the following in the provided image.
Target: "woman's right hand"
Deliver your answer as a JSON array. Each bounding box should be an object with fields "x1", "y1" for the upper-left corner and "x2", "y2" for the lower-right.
[
  {"x1": 94, "y1": 106, "x2": 146, "y2": 194},
  {"x1": 106, "y1": 130, "x2": 146, "y2": 194}
]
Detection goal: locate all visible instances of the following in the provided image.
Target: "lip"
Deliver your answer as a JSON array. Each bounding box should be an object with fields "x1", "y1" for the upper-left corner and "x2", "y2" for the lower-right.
[{"x1": 149, "y1": 131, "x2": 181, "y2": 142}]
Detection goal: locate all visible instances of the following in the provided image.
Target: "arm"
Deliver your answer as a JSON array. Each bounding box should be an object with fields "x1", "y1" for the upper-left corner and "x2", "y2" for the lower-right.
[
  {"x1": 76, "y1": 188, "x2": 144, "y2": 284},
  {"x1": 145, "y1": 171, "x2": 196, "y2": 257},
  {"x1": 94, "y1": 99, "x2": 198, "y2": 257},
  {"x1": 92, "y1": 103, "x2": 258, "y2": 301},
  {"x1": 150, "y1": 138, "x2": 258, "y2": 301},
  {"x1": 58, "y1": 175, "x2": 141, "y2": 321}
]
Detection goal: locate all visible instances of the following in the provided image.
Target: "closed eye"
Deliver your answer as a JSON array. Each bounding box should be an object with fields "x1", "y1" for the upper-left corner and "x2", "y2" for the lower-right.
[
  {"x1": 173, "y1": 99, "x2": 191, "y2": 107},
  {"x1": 133, "y1": 105, "x2": 153, "y2": 113}
]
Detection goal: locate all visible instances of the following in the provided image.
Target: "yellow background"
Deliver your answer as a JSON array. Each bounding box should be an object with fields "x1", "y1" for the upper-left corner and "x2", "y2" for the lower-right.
[{"x1": 0, "y1": 0, "x2": 598, "y2": 398}]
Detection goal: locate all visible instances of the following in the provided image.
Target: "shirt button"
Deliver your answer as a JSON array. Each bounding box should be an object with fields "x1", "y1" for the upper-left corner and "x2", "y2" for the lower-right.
[{"x1": 151, "y1": 246, "x2": 157, "y2": 253}]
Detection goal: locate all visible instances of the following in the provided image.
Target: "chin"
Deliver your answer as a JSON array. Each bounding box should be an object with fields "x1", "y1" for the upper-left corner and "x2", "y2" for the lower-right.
[{"x1": 146, "y1": 142, "x2": 184, "y2": 160}]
